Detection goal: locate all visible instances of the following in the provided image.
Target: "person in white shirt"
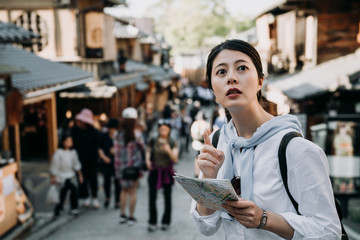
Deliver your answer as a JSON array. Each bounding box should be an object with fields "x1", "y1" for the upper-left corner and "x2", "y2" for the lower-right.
[
  {"x1": 190, "y1": 39, "x2": 341, "y2": 239},
  {"x1": 50, "y1": 134, "x2": 83, "y2": 217}
]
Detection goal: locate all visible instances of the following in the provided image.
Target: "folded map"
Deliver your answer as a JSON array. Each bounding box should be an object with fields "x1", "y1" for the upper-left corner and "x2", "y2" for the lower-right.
[{"x1": 173, "y1": 173, "x2": 238, "y2": 212}]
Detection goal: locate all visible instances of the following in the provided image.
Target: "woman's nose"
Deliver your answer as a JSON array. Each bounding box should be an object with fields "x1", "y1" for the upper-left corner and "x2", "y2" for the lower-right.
[{"x1": 227, "y1": 72, "x2": 238, "y2": 84}]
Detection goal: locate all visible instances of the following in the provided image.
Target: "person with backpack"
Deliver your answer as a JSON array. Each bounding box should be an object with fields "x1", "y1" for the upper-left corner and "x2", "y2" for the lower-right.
[
  {"x1": 114, "y1": 107, "x2": 145, "y2": 226},
  {"x1": 145, "y1": 119, "x2": 179, "y2": 232},
  {"x1": 190, "y1": 39, "x2": 342, "y2": 239}
]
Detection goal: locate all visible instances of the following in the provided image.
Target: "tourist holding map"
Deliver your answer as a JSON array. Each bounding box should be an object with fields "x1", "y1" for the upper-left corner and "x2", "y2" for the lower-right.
[{"x1": 190, "y1": 39, "x2": 341, "y2": 239}]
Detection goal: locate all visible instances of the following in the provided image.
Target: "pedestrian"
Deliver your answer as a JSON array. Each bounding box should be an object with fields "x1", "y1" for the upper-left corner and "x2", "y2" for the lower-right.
[
  {"x1": 117, "y1": 49, "x2": 127, "y2": 73},
  {"x1": 212, "y1": 107, "x2": 227, "y2": 131},
  {"x1": 50, "y1": 134, "x2": 83, "y2": 217},
  {"x1": 72, "y1": 108, "x2": 100, "y2": 209},
  {"x1": 57, "y1": 117, "x2": 75, "y2": 143},
  {"x1": 191, "y1": 39, "x2": 341, "y2": 239},
  {"x1": 189, "y1": 100, "x2": 201, "y2": 122},
  {"x1": 146, "y1": 119, "x2": 179, "y2": 232},
  {"x1": 114, "y1": 107, "x2": 145, "y2": 226},
  {"x1": 179, "y1": 104, "x2": 192, "y2": 156},
  {"x1": 98, "y1": 118, "x2": 121, "y2": 209},
  {"x1": 190, "y1": 111, "x2": 211, "y2": 177}
]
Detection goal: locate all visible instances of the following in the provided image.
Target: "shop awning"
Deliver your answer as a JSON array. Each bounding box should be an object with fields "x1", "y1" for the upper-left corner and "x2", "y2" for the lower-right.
[
  {"x1": 0, "y1": 44, "x2": 93, "y2": 99},
  {"x1": 136, "y1": 82, "x2": 149, "y2": 91},
  {"x1": 267, "y1": 49, "x2": 360, "y2": 100},
  {"x1": 142, "y1": 65, "x2": 179, "y2": 82},
  {"x1": 126, "y1": 60, "x2": 148, "y2": 73},
  {"x1": 110, "y1": 73, "x2": 144, "y2": 88},
  {"x1": 59, "y1": 80, "x2": 117, "y2": 99}
]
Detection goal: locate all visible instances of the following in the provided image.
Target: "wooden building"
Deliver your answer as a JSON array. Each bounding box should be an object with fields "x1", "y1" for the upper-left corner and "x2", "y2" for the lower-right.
[
  {"x1": 0, "y1": 44, "x2": 93, "y2": 163},
  {"x1": 256, "y1": 0, "x2": 360, "y2": 75},
  {"x1": 256, "y1": 0, "x2": 360, "y2": 218},
  {"x1": 256, "y1": 0, "x2": 360, "y2": 117}
]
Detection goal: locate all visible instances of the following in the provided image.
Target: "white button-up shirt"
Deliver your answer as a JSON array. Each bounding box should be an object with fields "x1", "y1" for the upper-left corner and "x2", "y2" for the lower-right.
[
  {"x1": 50, "y1": 149, "x2": 81, "y2": 183},
  {"x1": 190, "y1": 124, "x2": 341, "y2": 240}
]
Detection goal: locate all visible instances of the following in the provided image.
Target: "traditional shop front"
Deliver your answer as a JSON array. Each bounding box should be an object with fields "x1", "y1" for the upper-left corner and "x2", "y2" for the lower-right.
[
  {"x1": 0, "y1": 64, "x2": 34, "y2": 237},
  {"x1": 0, "y1": 44, "x2": 92, "y2": 237},
  {"x1": 266, "y1": 49, "x2": 360, "y2": 217}
]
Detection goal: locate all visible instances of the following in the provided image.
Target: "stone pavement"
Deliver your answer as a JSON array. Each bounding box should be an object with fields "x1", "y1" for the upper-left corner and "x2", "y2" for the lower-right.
[
  {"x1": 13, "y1": 145, "x2": 360, "y2": 240},
  {"x1": 16, "y1": 146, "x2": 225, "y2": 240}
]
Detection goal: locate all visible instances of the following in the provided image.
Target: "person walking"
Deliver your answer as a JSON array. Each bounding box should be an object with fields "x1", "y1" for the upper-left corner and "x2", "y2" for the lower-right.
[
  {"x1": 146, "y1": 119, "x2": 179, "y2": 232},
  {"x1": 114, "y1": 107, "x2": 145, "y2": 226},
  {"x1": 50, "y1": 134, "x2": 83, "y2": 217},
  {"x1": 179, "y1": 104, "x2": 192, "y2": 156},
  {"x1": 72, "y1": 108, "x2": 100, "y2": 209},
  {"x1": 190, "y1": 111, "x2": 211, "y2": 177},
  {"x1": 98, "y1": 118, "x2": 121, "y2": 209},
  {"x1": 191, "y1": 39, "x2": 341, "y2": 239}
]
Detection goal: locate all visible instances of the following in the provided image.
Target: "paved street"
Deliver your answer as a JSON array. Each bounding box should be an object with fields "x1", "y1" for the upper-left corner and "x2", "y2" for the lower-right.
[{"x1": 31, "y1": 146, "x2": 224, "y2": 240}]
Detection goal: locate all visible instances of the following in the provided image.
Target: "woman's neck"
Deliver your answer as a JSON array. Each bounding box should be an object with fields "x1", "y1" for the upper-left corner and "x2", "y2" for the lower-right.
[{"x1": 230, "y1": 104, "x2": 273, "y2": 139}]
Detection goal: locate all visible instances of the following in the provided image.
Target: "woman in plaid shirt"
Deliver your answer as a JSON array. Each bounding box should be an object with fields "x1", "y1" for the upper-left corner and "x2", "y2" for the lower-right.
[{"x1": 114, "y1": 107, "x2": 145, "y2": 226}]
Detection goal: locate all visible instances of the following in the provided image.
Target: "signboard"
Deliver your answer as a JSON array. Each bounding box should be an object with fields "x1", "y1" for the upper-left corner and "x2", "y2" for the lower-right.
[{"x1": 325, "y1": 117, "x2": 360, "y2": 194}]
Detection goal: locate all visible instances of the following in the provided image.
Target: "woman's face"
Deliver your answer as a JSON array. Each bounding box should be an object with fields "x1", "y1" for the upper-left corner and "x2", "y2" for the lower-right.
[
  {"x1": 211, "y1": 49, "x2": 262, "y2": 111},
  {"x1": 158, "y1": 125, "x2": 171, "y2": 138}
]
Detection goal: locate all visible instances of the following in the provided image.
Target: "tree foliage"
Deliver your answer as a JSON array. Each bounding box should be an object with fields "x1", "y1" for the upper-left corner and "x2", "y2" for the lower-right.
[{"x1": 148, "y1": 0, "x2": 253, "y2": 54}]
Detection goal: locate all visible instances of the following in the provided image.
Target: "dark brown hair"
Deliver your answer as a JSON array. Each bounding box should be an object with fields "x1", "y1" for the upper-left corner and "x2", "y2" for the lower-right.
[
  {"x1": 206, "y1": 39, "x2": 278, "y2": 120},
  {"x1": 120, "y1": 118, "x2": 136, "y2": 144}
]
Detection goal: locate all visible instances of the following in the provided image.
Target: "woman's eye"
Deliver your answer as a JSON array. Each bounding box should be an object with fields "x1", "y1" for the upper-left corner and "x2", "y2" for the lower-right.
[
  {"x1": 238, "y1": 65, "x2": 247, "y2": 71},
  {"x1": 216, "y1": 69, "x2": 226, "y2": 75}
]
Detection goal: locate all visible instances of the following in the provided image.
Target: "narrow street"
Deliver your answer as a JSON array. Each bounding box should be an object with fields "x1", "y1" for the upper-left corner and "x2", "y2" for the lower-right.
[{"x1": 24, "y1": 138, "x2": 224, "y2": 240}]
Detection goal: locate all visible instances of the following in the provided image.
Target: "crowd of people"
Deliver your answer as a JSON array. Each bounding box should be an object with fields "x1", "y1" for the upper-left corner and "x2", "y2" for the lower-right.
[{"x1": 49, "y1": 95, "x2": 221, "y2": 232}]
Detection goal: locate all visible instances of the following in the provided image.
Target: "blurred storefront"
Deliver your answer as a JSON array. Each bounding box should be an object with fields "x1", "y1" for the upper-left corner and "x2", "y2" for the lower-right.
[
  {"x1": 0, "y1": 45, "x2": 92, "y2": 237},
  {"x1": 0, "y1": 64, "x2": 34, "y2": 237},
  {"x1": 265, "y1": 47, "x2": 360, "y2": 218}
]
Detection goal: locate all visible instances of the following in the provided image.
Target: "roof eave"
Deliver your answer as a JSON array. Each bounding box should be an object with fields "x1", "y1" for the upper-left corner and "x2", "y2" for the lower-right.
[{"x1": 23, "y1": 77, "x2": 93, "y2": 99}]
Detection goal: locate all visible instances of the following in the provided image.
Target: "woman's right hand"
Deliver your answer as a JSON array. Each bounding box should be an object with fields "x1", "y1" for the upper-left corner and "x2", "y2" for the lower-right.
[{"x1": 197, "y1": 130, "x2": 225, "y2": 179}]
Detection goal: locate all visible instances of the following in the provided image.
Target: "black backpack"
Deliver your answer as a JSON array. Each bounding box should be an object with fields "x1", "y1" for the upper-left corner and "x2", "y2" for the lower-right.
[{"x1": 212, "y1": 130, "x2": 348, "y2": 239}]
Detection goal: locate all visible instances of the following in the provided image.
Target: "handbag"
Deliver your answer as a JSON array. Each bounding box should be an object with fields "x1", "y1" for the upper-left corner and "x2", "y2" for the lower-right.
[
  {"x1": 45, "y1": 184, "x2": 59, "y2": 205},
  {"x1": 122, "y1": 166, "x2": 140, "y2": 180}
]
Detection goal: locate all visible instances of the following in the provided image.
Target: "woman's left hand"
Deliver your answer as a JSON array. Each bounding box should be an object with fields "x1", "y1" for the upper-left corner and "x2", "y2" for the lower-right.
[{"x1": 222, "y1": 199, "x2": 263, "y2": 228}]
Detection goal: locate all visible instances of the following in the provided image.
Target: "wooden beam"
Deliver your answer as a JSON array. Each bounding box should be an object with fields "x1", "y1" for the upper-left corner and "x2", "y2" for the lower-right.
[
  {"x1": 23, "y1": 92, "x2": 53, "y2": 105},
  {"x1": 2, "y1": 126, "x2": 9, "y2": 150},
  {"x1": 13, "y1": 123, "x2": 21, "y2": 181},
  {"x1": 45, "y1": 93, "x2": 58, "y2": 162}
]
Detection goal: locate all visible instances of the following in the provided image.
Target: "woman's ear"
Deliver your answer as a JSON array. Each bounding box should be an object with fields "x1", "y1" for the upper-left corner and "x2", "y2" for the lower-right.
[{"x1": 258, "y1": 76, "x2": 264, "y2": 91}]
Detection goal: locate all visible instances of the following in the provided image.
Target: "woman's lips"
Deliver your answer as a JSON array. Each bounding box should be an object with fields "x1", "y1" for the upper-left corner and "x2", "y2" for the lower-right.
[{"x1": 226, "y1": 88, "x2": 242, "y2": 96}]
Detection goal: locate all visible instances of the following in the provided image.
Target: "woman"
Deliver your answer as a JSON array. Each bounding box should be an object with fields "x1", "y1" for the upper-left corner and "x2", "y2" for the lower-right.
[
  {"x1": 114, "y1": 107, "x2": 145, "y2": 226},
  {"x1": 146, "y1": 119, "x2": 179, "y2": 232},
  {"x1": 72, "y1": 108, "x2": 100, "y2": 209},
  {"x1": 190, "y1": 39, "x2": 341, "y2": 239}
]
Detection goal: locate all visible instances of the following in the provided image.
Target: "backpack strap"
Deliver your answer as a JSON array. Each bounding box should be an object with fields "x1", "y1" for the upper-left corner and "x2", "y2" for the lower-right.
[
  {"x1": 278, "y1": 131, "x2": 302, "y2": 215},
  {"x1": 212, "y1": 129, "x2": 221, "y2": 148}
]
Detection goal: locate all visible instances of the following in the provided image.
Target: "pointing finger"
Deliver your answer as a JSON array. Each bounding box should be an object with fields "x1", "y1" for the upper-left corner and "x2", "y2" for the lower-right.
[{"x1": 203, "y1": 129, "x2": 212, "y2": 146}]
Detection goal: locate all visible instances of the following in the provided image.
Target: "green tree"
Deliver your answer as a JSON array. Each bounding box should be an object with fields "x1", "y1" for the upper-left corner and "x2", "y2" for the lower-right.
[{"x1": 148, "y1": 0, "x2": 253, "y2": 54}]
